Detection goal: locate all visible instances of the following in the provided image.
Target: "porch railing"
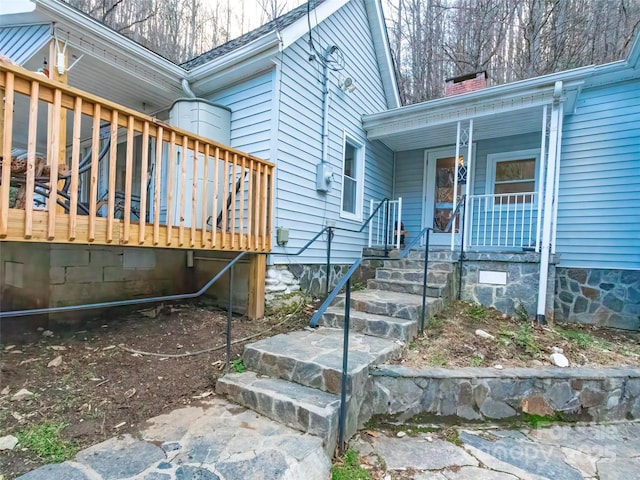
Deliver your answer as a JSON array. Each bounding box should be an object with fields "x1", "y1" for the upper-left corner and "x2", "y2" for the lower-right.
[
  {"x1": 368, "y1": 197, "x2": 403, "y2": 249},
  {"x1": 467, "y1": 192, "x2": 538, "y2": 249},
  {"x1": 0, "y1": 61, "x2": 274, "y2": 251}
]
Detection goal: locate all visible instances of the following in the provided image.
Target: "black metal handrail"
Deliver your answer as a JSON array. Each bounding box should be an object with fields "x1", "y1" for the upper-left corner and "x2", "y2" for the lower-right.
[
  {"x1": 282, "y1": 198, "x2": 390, "y2": 294},
  {"x1": 398, "y1": 195, "x2": 466, "y2": 333},
  {"x1": 0, "y1": 251, "x2": 248, "y2": 371},
  {"x1": 308, "y1": 257, "x2": 362, "y2": 456}
]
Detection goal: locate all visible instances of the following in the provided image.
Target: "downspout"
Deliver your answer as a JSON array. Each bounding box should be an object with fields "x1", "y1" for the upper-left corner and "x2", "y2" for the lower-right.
[
  {"x1": 181, "y1": 78, "x2": 197, "y2": 99},
  {"x1": 536, "y1": 81, "x2": 563, "y2": 325}
]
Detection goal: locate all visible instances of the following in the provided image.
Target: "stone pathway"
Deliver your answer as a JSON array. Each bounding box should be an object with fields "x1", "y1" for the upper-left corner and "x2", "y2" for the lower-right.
[
  {"x1": 17, "y1": 398, "x2": 330, "y2": 480},
  {"x1": 15, "y1": 396, "x2": 640, "y2": 479},
  {"x1": 352, "y1": 422, "x2": 640, "y2": 480}
]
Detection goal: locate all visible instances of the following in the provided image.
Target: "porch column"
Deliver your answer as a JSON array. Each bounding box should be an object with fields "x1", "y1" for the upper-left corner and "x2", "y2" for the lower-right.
[
  {"x1": 463, "y1": 119, "x2": 474, "y2": 250},
  {"x1": 451, "y1": 122, "x2": 461, "y2": 251},
  {"x1": 536, "y1": 81, "x2": 564, "y2": 324}
]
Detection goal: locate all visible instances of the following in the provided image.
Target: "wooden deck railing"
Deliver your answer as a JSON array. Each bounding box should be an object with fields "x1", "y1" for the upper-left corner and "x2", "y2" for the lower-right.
[{"x1": 0, "y1": 61, "x2": 274, "y2": 251}]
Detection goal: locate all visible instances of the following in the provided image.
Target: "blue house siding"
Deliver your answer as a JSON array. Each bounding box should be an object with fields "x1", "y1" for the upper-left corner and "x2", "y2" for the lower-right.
[
  {"x1": 271, "y1": 0, "x2": 393, "y2": 265},
  {"x1": 207, "y1": 71, "x2": 274, "y2": 159},
  {"x1": 394, "y1": 149, "x2": 424, "y2": 238},
  {"x1": 557, "y1": 79, "x2": 640, "y2": 270}
]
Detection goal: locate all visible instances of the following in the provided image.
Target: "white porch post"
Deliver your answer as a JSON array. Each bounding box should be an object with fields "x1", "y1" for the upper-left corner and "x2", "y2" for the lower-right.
[
  {"x1": 535, "y1": 105, "x2": 548, "y2": 253},
  {"x1": 463, "y1": 119, "x2": 474, "y2": 250},
  {"x1": 396, "y1": 196, "x2": 403, "y2": 249},
  {"x1": 536, "y1": 81, "x2": 563, "y2": 324},
  {"x1": 451, "y1": 121, "x2": 461, "y2": 251}
]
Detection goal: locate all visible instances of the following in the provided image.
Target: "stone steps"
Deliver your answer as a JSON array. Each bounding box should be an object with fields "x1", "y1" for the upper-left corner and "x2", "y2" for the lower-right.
[
  {"x1": 242, "y1": 328, "x2": 401, "y2": 395},
  {"x1": 375, "y1": 267, "x2": 449, "y2": 285},
  {"x1": 216, "y1": 371, "x2": 340, "y2": 451},
  {"x1": 318, "y1": 306, "x2": 418, "y2": 342},
  {"x1": 332, "y1": 289, "x2": 444, "y2": 321},
  {"x1": 381, "y1": 259, "x2": 455, "y2": 271},
  {"x1": 215, "y1": 247, "x2": 458, "y2": 458},
  {"x1": 367, "y1": 278, "x2": 446, "y2": 298}
]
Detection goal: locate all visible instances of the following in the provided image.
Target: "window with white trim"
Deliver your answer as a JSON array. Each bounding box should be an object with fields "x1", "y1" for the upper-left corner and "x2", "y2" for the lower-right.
[
  {"x1": 486, "y1": 149, "x2": 539, "y2": 204},
  {"x1": 340, "y1": 134, "x2": 364, "y2": 220}
]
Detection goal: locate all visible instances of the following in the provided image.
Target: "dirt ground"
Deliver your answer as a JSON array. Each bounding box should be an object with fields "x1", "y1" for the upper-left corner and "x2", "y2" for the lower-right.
[
  {"x1": 2, "y1": 300, "x2": 639, "y2": 478},
  {"x1": 396, "y1": 301, "x2": 640, "y2": 369},
  {"x1": 0, "y1": 301, "x2": 311, "y2": 479}
]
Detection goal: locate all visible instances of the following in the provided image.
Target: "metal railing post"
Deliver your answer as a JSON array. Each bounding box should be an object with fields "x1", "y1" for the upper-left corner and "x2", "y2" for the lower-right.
[
  {"x1": 337, "y1": 277, "x2": 351, "y2": 456},
  {"x1": 383, "y1": 199, "x2": 390, "y2": 257},
  {"x1": 326, "y1": 226, "x2": 334, "y2": 295},
  {"x1": 420, "y1": 228, "x2": 430, "y2": 334},
  {"x1": 458, "y1": 196, "x2": 465, "y2": 300},
  {"x1": 226, "y1": 264, "x2": 234, "y2": 372}
]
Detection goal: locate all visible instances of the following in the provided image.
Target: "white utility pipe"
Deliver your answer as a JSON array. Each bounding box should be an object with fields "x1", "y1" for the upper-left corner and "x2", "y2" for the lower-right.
[{"x1": 535, "y1": 105, "x2": 548, "y2": 253}]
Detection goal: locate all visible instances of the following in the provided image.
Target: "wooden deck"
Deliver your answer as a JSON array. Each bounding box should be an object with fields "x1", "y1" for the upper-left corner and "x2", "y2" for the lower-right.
[{"x1": 0, "y1": 60, "x2": 274, "y2": 252}]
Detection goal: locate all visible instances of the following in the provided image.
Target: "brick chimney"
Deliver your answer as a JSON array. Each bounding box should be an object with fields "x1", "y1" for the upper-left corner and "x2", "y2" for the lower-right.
[{"x1": 444, "y1": 71, "x2": 488, "y2": 97}]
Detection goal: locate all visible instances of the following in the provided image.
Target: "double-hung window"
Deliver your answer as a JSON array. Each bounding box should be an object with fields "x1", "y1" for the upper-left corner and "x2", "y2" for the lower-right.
[
  {"x1": 487, "y1": 149, "x2": 539, "y2": 204},
  {"x1": 340, "y1": 133, "x2": 364, "y2": 220}
]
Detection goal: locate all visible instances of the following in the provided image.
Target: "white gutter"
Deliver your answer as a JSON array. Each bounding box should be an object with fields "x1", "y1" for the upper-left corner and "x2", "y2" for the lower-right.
[
  {"x1": 362, "y1": 56, "x2": 637, "y2": 136},
  {"x1": 536, "y1": 81, "x2": 563, "y2": 324},
  {"x1": 36, "y1": 0, "x2": 185, "y2": 81}
]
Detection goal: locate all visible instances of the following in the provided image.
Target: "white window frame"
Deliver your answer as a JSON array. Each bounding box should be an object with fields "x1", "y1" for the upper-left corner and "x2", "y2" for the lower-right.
[
  {"x1": 339, "y1": 132, "x2": 365, "y2": 221},
  {"x1": 485, "y1": 148, "x2": 540, "y2": 203}
]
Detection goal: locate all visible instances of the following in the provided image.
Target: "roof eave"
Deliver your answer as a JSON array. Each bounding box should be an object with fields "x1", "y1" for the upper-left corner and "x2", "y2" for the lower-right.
[
  {"x1": 35, "y1": 0, "x2": 186, "y2": 81},
  {"x1": 186, "y1": 32, "x2": 280, "y2": 89}
]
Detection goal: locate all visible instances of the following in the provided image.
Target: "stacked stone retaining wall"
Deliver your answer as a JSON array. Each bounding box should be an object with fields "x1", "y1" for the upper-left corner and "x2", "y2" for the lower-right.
[{"x1": 363, "y1": 366, "x2": 640, "y2": 425}]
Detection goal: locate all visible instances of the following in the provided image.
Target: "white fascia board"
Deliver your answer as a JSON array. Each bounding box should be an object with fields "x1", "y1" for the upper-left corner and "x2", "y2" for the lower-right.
[
  {"x1": 35, "y1": 0, "x2": 185, "y2": 82},
  {"x1": 189, "y1": 45, "x2": 279, "y2": 93},
  {"x1": 365, "y1": 0, "x2": 400, "y2": 109},
  {"x1": 365, "y1": 90, "x2": 557, "y2": 140},
  {"x1": 279, "y1": 0, "x2": 349, "y2": 49},
  {"x1": 187, "y1": 32, "x2": 280, "y2": 86},
  {"x1": 362, "y1": 61, "x2": 639, "y2": 135}
]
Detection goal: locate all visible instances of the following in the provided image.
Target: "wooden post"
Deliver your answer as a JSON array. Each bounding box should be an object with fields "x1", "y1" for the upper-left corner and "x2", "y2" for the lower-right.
[
  {"x1": 247, "y1": 253, "x2": 266, "y2": 320},
  {"x1": 49, "y1": 40, "x2": 68, "y2": 213}
]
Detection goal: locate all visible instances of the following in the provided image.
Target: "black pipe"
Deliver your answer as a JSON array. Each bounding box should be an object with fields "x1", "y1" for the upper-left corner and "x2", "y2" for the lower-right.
[
  {"x1": 420, "y1": 229, "x2": 430, "y2": 334},
  {"x1": 0, "y1": 252, "x2": 248, "y2": 318},
  {"x1": 226, "y1": 264, "x2": 234, "y2": 371},
  {"x1": 458, "y1": 196, "x2": 465, "y2": 300},
  {"x1": 325, "y1": 227, "x2": 333, "y2": 295},
  {"x1": 337, "y1": 277, "x2": 351, "y2": 456}
]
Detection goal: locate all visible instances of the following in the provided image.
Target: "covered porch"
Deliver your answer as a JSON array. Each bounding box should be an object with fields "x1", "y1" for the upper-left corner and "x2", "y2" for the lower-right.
[{"x1": 363, "y1": 77, "x2": 582, "y2": 322}]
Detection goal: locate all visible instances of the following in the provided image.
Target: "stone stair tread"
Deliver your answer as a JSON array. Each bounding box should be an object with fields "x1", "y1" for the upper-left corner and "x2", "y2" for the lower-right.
[
  {"x1": 377, "y1": 268, "x2": 446, "y2": 274},
  {"x1": 243, "y1": 328, "x2": 401, "y2": 394},
  {"x1": 371, "y1": 278, "x2": 447, "y2": 288},
  {"x1": 217, "y1": 371, "x2": 340, "y2": 416},
  {"x1": 323, "y1": 306, "x2": 415, "y2": 326},
  {"x1": 346, "y1": 289, "x2": 442, "y2": 306}
]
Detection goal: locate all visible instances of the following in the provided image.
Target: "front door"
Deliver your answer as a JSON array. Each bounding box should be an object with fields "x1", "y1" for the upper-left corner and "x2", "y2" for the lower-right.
[{"x1": 423, "y1": 148, "x2": 463, "y2": 245}]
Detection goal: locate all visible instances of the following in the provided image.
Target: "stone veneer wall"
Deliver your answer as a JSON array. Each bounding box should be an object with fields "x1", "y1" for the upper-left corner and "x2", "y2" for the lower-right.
[
  {"x1": 362, "y1": 366, "x2": 640, "y2": 425},
  {"x1": 265, "y1": 259, "x2": 382, "y2": 302},
  {"x1": 555, "y1": 268, "x2": 640, "y2": 330},
  {"x1": 460, "y1": 252, "x2": 556, "y2": 320}
]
